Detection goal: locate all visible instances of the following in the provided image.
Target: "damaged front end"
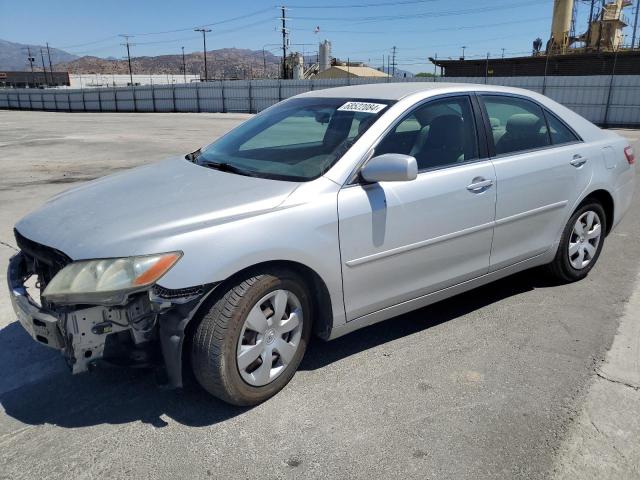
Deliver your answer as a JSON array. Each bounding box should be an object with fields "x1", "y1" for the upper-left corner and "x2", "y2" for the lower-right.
[{"x1": 8, "y1": 232, "x2": 215, "y2": 388}]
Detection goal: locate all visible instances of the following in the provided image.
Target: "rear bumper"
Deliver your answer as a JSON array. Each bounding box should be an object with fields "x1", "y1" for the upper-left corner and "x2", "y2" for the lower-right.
[
  {"x1": 8, "y1": 253, "x2": 64, "y2": 350},
  {"x1": 612, "y1": 167, "x2": 635, "y2": 231}
]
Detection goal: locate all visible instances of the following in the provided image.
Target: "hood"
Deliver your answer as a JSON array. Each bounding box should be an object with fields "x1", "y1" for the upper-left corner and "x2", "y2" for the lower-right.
[{"x1": 15, "y1": 157, "x2": 300, "y2": 259}]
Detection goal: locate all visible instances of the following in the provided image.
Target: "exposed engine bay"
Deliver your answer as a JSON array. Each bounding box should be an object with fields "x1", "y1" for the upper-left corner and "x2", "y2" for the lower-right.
[{"x1": 8, "y1": 232, "x2": 215, "y2": 387}]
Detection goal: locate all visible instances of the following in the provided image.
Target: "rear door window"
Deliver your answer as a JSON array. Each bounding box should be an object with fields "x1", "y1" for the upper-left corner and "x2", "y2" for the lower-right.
[
  {"x1": 544, "y1": 111, "x2": 580, "y2": 145},
  {"x1": 481, "y1": 95, "x2": 551, "y2": 156}
]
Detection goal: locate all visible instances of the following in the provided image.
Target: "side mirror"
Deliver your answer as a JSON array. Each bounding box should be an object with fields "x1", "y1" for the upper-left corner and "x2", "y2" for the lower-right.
[{"x1": 360, "y1": 153, "x2": 418, "y2": 183}]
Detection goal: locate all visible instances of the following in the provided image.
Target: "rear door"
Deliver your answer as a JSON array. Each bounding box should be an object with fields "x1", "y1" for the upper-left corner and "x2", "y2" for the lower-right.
[
  {"x1": 338, "y1": 95, "x2": 497, "y2": 320},
  {"x1": 479, "y1": 94, "x2": 593, "y2": 270}
]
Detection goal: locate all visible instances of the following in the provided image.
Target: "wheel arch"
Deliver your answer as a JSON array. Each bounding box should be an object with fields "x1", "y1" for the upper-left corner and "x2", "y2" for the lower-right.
[
  {"x1": 580, "y1": 188, "x2": 614, "y2": 235},
  {"x1": 182, "y1": 259, "x2": 334, "y2": 358},
  {"x1": 178, "y1": 259, "x2": 334, "y2": 387}
]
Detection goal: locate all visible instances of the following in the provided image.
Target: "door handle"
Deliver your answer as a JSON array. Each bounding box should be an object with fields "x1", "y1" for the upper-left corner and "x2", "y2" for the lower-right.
[
  {"x1": 466, "y1": 177, "x2": 493, "y2": 193},
  {"x1": 570, "y1": 154, "x2": 588, "y2": 168}
]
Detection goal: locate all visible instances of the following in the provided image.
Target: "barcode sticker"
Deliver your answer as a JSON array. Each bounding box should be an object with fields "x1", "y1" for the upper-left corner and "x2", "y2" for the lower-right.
[{"x1": 337, "y1": 102, "x2": 387, "y2": 114}]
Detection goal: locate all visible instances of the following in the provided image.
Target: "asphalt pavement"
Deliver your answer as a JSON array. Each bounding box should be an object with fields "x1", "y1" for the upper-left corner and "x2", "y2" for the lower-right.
[{"x1": 0, "y1": 111, "x2": 638, "y2": 480}]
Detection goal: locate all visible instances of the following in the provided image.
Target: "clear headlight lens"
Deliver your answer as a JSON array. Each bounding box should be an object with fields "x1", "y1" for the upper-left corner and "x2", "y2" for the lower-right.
[{"x1": 43, "y1": 252, "x2": 181, "y2": 299}]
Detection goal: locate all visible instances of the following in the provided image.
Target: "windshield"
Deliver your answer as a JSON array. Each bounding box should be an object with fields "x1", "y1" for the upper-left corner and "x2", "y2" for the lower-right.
[{"x1": 194, "y1": 97, "x2": 393, "y2": 181}]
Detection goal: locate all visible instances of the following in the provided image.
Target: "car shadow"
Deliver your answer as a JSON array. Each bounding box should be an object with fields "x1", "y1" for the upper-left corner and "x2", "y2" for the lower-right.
[
  {"x1": 301, "y1": 267, "x2": 562, "y2": 370},
  {"x1": 0, "y1": 268, "x2": 561, "y2": 429}
]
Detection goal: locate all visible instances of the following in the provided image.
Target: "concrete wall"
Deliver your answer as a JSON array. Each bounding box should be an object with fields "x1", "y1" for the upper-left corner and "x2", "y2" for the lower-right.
[{"x1": 1, "y1": 75, "x2": 639, "y2": 127}]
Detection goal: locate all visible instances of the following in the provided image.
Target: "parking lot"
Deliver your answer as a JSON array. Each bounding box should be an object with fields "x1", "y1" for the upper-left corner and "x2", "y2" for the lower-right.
[{"x1": 0, "y1": 111, "x2": 639, "y2": 479}]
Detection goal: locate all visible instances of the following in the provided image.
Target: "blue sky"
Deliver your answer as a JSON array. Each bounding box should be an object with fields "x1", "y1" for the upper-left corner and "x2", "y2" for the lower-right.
[{"x1": 0, "y1": 0, "x2": 620, "y2": 72}]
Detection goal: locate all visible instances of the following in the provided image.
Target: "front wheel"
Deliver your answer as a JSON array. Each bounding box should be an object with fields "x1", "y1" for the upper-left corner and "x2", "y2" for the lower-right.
[
  {"x1": 190, "y1": 270, "x2": 312, "y2": 406},
  {"x1": 546, "y1": 201, "x2": 606, "y2": 282}
]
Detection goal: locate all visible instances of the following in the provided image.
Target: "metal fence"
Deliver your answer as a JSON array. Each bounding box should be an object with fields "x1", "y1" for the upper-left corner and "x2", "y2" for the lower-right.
[{"x1": 1, "y1": 75, "x2": 639, "y2": 127}]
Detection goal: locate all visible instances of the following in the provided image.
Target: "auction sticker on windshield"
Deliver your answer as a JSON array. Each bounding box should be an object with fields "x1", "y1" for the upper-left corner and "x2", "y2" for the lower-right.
[{"x1": 337, "y1": 102, "x2": 387, "y2": 114}]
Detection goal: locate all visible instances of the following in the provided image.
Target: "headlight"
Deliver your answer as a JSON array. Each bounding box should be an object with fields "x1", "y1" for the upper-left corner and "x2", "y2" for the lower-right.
[{"x1": 42, "y1": 252, "x2": 181, "y2": 304}]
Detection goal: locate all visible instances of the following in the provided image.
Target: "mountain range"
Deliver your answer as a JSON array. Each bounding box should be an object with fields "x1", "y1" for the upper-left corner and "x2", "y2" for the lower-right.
[
  {"x1": 54, "y1": 48, "x2": 282, "y2": 79},
  {"x1": 1, "y1": 39, "x2": 283, "y2": 78},
  {"x1": 1, "y1": 39, "x2": 415, "y2": 78},
  {"x1": 0, "y1": 39, "x2": 78, "y2": 71}
]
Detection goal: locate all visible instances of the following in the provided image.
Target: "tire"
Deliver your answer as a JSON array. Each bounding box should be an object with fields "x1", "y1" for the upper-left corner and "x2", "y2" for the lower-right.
[
  {"x1": 546, "y1": 201, "x2": 606, "y2": 283},
  {"x1": 190, "y1": 269, "x2": 312, "y2": 406}
]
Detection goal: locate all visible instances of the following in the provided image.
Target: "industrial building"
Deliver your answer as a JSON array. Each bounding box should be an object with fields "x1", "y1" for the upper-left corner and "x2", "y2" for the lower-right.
[
  {"x1": 0, "y1": 71, "x2": 70, "y2": 88},
  {"x1": 284, "y1": 40, "x2": 389, "y2": 79},
  {"x1": 69, "y1": 74, "x2": 202, "y2": 89},
  {"x1": 432, "y1": 0, "x2": 640, "y2": 77},
  {"x1": 431, "y1": 49, "x2": 640, "y2": 77},
  {"x1": 314, "y1": 65, "x2": 389, "y2": 79}
]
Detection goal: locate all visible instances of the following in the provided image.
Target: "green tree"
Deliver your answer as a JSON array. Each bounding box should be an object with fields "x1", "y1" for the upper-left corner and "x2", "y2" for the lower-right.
[{"x1": 415, "y1": 72, "x2": 436, "y2": 78}]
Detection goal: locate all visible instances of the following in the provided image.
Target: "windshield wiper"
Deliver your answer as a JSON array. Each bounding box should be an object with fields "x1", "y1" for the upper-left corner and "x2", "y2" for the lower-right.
[{"x1": 200, "y1": 161, "x2": 258, "y2": 177}]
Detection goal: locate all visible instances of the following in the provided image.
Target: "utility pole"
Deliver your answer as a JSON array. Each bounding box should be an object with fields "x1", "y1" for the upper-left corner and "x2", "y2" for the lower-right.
[
  {"x1": 181, "y1": 46, "x2": 187, "y2": 83},
  {"x1": 281, "y1": 6, "x2": 289, "y2": 79},
  {"x1": 46, "y1": 42, "x2": 54, "y2": 82},
  {"x1": 501, "y1": 48, "x2": 505, "y2": 59},
  {"x1": 391, "y1": 46, "x2": 397, "y2": 77},
  {"x1": 26, "y1": 47, "x2": 35, "y2": 73},
  {"x1": 194, "y1": 28, "x2": 212, "y2": 81},
  {"x1": 632, "y1": 0, "x2": 639, "y2": 49},
  {"x1": 263, "y1": 49, "x2": 267, "y2": 77},
  {"x1": 587, "y1": 0, "x2": 596, "y2": 46},
  {"x1": 119, "y1": 35, "x2": 135, "y2": 86},
  {"x1": 462, "y1": 46, "x2": 467, "y2": 60},
  {"x1": 484, "y1": 52, "x2": 490, "y2": 84},
  {"x1": 40, "y1": 48, "x2": 49, "y2": 85}
]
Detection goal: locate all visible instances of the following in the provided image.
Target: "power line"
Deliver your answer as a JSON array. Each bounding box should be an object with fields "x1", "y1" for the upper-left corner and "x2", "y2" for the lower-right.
[
  {"x1": 128, "y1": 7, "x2": 275, "y2": 36},
  {"x1": 57, "y1": 36, "x2": 121, "y2": 50},
  {"x1": 290, "y1": 0, "x2": 551, "y2": 22},
  {"x1": 54, "y1": 7, "x2": 274, "y2": 54},
  {"x1": 304, "y1": 16, "x2": 551, "y2": 42},
  {"x1": 287, "y1": 0, "x2": 439, "y2": 8}
]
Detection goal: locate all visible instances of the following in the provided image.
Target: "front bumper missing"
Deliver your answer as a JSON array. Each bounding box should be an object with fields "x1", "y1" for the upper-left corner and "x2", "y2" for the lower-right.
[
  {"x1": 8, "y1": 253, "x2": 65, "y2": 349},
  {"x1": 8, "y1": 252, "x2": 216, "y2": 383},
  {"x1": 8, "y1": 251, "x2": 216, "y2": 386}
]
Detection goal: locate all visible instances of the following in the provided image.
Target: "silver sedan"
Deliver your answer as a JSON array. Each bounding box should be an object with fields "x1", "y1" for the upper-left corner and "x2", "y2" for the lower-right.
[{"x1": 8, "y1": 83, "x2": 636, "y2": 405}]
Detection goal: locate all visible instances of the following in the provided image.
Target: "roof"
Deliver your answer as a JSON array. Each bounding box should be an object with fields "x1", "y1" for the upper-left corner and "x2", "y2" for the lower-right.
[
  {"x1": 296, "y1": 82, "x2": 518, "y2": 100},
  {"x1": 314, "y1": 65, "x2": 389, "y2": 79}
]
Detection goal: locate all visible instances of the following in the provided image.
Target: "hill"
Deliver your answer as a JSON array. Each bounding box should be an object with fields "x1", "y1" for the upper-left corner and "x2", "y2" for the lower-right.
[
  {"x1": 0, "y1": 39, "x2": 78, "y2": 71},
  {"x1": 54, "y1": 48, "x2": 282, "y2": 79}
]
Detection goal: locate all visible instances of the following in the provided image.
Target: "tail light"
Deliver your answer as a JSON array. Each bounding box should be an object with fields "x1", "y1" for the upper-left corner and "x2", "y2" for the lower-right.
[{"x1": 624, "y1": 146, "x2": 635, "y2": 165}]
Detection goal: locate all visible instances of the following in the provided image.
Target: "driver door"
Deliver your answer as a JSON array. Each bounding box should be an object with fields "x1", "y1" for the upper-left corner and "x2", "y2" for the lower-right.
[{"x1": 337, "y1": 95, "x2": 497, "y2": 321}]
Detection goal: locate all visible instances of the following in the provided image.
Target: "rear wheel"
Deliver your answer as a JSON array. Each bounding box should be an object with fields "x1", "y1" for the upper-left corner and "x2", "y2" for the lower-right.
[
  {"x1": 546, "y1": 201, "x2": 606, "y2": 282},
  {"x1": 190, "y1": 270, "x2": 312, "y2": 406}
]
